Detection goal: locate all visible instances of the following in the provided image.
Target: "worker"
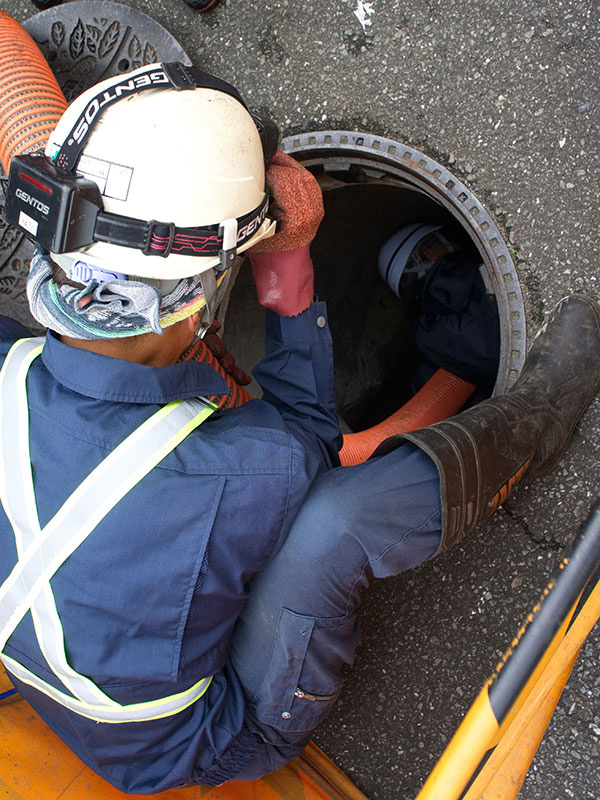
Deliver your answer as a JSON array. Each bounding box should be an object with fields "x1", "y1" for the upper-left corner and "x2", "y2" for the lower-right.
[{"x1": 1, "y1": 63, "x2": 599, "y2": 793}]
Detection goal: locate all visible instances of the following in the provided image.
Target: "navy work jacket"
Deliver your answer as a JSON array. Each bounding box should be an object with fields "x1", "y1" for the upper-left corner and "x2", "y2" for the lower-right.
[{"x1": 0, "y1": 304, "x2": 341, "y2": 793}]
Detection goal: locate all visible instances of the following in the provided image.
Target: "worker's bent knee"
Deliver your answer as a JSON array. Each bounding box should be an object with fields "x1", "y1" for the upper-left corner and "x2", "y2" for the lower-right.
[{"x1": 282, "y1": 449, "x2": 442, "y2": 574}]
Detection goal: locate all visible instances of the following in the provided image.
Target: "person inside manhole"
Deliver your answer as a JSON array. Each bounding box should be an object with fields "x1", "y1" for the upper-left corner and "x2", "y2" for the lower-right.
[{"x1": 1, "y1": 64, "x2": 599, "y2": 793}]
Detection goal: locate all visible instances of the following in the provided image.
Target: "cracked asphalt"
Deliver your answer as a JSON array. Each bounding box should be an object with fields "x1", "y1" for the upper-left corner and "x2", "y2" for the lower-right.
[{"x1": 1, "y1": 0, "x2": 599, "y2": 797}]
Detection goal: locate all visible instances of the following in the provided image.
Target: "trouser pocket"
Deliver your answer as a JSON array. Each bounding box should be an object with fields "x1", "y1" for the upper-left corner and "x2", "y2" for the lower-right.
[{"x1": 252, "y1": 607, "x2": 358, "y2": 734}]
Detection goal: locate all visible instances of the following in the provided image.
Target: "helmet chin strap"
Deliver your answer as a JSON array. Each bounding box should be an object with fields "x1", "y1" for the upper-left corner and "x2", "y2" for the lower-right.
[
  {"x1": 198, "y1": 218, "x2": 238, "y2": 326},
  {"x1": 198, "y1": 260, "x2": 234, "y2": 329},
  {"x1": 199, "y1": 269, "x2": 218, "y2": 325}
]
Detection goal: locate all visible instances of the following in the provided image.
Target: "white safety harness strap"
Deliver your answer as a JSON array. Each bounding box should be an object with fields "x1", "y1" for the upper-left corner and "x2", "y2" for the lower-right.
[
  {"x1": 0, "y1": 338, "x2": 107, "y2": 707},
  {"x1": 0, "y1": 338, "x2": 215, "y2": 723}
]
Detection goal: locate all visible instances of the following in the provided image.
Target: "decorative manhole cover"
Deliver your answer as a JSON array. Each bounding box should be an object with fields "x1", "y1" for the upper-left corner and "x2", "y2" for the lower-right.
[
  {"x1": 0, "y1": 1, "x2": 190, "y2": 328},
  {"x1": 24, "y1": 0, "x2": 191, "y2": 101},
  {"x1": 0, "y1": 210, "x2": 38, "y2": 332}
]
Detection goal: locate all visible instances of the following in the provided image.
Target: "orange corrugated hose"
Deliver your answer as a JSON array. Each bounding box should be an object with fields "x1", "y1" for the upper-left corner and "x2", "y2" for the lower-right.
[
  {"x1": 0, "y1": 10, "x2": 67, "y2": 172},
  {"x1": 339, "y1": 368, "x2": 476, "y2": 465}
]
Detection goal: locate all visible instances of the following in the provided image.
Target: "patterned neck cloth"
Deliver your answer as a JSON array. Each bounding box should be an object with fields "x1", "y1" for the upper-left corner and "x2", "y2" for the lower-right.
[
  {"x1": 26, "y1": 248, "x2": 227, "y2": 339},
  {"x1": 27, "y1": 248, "x2": 253, "y2": 410}
]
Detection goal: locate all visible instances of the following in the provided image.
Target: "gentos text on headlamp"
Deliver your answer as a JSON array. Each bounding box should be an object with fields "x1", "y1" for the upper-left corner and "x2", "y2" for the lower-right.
[{"x1": 4, "y1": 63, "x2": 273, "y2": 269}]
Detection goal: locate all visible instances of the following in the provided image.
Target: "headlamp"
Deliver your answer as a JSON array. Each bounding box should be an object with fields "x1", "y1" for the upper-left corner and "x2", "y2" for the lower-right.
[
  {"x1": 5, "y1": 152, "x2": 103, "y2": 253},
  {"x1": 3, "y1": 63, "x2": 274, "y2": 264}
]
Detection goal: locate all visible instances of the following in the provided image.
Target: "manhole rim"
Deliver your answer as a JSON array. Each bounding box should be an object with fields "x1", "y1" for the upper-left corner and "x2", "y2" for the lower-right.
[{"x1": 281, "y1": 129, "x2": 526, "y2": 395}]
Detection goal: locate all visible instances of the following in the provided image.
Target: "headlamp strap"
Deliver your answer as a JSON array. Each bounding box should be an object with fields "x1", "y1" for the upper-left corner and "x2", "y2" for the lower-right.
[
  {"x1": 93, "y1": 192, "x2": 269, "y2": 258},
  {"x1": 54, "y1": 63, "x2": 249, "y2": 172}
]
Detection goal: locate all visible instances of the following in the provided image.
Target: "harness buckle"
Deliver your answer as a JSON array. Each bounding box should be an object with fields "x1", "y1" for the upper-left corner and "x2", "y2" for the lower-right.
[
  {"x1": 161, "y1": 62, "x2": 195, "y2": 90},
  {"x1": 143, "y1": 220, "x2": 176, "y2": 258}
]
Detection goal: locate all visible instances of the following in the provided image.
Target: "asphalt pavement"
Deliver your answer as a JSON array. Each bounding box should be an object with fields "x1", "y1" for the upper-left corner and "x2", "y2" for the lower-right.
[{"x1": 2, "y1": 0, "x2": 599, "y2": 798}]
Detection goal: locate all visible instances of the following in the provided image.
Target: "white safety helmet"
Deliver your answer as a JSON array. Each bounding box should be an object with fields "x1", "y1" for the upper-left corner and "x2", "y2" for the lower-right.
[
  {"x1": 378, "y1": 223, "x2": 443, "y2": 297},
  {"x1": 45, "y1": 63, "x2": 276, "y2": 283}
]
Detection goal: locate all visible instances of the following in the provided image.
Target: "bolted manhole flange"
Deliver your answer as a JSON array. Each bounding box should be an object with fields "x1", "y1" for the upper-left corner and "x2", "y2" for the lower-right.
[{"x1": 282, "y1": 130, "x2": 526, "y2": 395}]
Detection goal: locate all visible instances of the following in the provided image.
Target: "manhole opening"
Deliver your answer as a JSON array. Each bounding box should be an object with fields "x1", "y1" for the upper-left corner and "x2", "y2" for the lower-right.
[
  {"x1": 309, "y1": 169, "x2": 490, "y2": 431},
  {"x1": 276, "y1": 131, "x2": 526, "y2": 433}
]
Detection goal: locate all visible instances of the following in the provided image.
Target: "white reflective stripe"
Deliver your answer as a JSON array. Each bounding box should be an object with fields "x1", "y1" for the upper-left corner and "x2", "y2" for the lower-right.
[
  {"x1": 0, "y1": 339, "x2": 44, "y2": 545},
  {"x1": 32, "y1": 586, "x2": 110, "y2": 705},
  {"x1": 1, "y1": 653, "x2": 212, "y2": 724},
  {"x1": 0, "y1": 340, "x2": 216, "y2": 720},
  {"x1": 0, "y1": 394, "x2": 214, "y2": 651},
  {"x1": 0, "y1": 340, "x2": 108, "y2": 704}
]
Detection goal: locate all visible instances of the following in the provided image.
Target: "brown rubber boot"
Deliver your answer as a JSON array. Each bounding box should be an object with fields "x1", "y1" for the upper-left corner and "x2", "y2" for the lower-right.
[{"x1": 373, "y1": 294, "x2": 600, "y2": 552}]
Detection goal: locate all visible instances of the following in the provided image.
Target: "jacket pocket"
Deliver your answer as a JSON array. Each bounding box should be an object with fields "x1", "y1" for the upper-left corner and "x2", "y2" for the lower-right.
[{"x1": 253, "y1": 607, "x2": 357, "y2": 733}]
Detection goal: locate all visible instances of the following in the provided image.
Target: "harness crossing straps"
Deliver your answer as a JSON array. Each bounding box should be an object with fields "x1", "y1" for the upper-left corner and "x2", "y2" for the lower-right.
[{"x1": 0, "y1": 338, "x2": 215, "y2": 722}]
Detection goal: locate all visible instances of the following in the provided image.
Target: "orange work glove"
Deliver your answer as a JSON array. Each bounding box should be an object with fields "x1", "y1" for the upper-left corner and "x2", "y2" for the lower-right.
[
  {"x1": 249, "y1": 150, "x2": 324, "y2": 316},
  {"x1": 251, "y1": 150, "x2": 324, "y2": 254}
]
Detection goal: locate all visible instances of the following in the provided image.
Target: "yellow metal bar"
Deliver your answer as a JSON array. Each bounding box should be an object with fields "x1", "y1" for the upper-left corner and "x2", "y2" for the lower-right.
[
  {"x1": 416, "y1": 577, "x2": 600, "y2": 800},
  {"x1": 415, "y1": 687, "x2": 500, "y2": 800},
  {"x1": 492, "y1": 592, "x2": 576, "y2": 740},
  {"x1": 462, "y1": 653, "x2": 578, "y2": 799},
  {"x1": 464, "y1": 578, "x2": 600, "y2": 799}
]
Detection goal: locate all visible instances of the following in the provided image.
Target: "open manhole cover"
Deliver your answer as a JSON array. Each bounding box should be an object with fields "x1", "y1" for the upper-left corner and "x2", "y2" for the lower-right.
[{"x1": 283, "y1": 132, "x2": 525, "y2": 396}]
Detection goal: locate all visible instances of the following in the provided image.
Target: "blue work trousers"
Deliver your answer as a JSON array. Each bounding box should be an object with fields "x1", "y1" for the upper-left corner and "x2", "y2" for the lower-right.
[{"x1": 229, "y1": 442, "x2": 441, "y2": 780}]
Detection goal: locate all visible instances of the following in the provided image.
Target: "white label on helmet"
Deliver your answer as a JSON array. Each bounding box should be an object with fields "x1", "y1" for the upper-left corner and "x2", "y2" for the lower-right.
[
  {"x1": 18, "y1": 211, "x2": 38, "y2": 237},
  {"x1": 105, "y1": 163, "x2": 133, "y2": 201},
  {"x1": 78, "y1": 154, "x2": 110, "y2": 179},
  {"x1": 77, "y1": 154, "x2": 108, "y2": 193},
  {"x1": 76, "y1": 155, "x2": 132, "y2": 201}
]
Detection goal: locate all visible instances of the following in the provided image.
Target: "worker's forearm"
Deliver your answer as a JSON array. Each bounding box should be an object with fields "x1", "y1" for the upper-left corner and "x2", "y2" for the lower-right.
[{"x1": 253, "y1": 301, "x2": 342, "y2": 467}]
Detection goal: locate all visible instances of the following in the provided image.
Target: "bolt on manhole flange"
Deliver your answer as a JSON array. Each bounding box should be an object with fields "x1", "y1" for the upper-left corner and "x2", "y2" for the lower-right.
[{"x1": 282, "y1": 130, "x2": 526, "y2": 395}]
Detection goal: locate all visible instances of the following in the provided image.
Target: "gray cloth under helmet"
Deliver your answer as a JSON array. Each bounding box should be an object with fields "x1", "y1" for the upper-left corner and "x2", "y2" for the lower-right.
[{"x1": 26, "y1": 248, "x2": 224, "y2": 339}]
